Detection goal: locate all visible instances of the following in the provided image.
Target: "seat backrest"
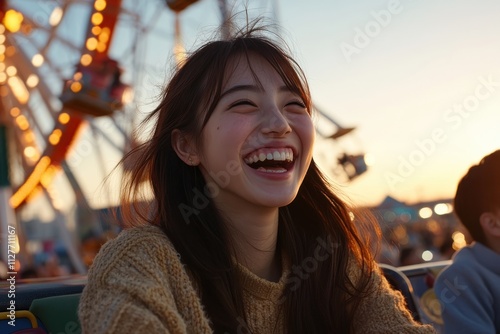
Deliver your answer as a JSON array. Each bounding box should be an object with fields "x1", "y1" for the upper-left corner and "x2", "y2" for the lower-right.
[
  {"x1": 0, "y1": 310, "x2": 47, "y2": 333},
  {"x1": 29, "y1": 293, "x2": 81, "y2": 334},
  {"x1": 379, "y1": 263, "x2": 421, "y2": 322}
]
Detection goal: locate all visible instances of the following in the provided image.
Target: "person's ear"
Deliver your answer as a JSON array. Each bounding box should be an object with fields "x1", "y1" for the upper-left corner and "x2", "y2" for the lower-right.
[
  {"x1": 171, "y1": 129, "x2": 200, "y2": 166},
  {"x1": 479, "y1": 211, "x2": 500, "y2": 237}
]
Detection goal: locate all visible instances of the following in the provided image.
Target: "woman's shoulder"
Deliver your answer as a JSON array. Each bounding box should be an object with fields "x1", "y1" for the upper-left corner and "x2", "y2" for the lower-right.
[
  {"x1": 101, "y1": 224, "x2": 174, "y2": 255},
  {"x1": 88, "y1": 225, "x2": 180, "y2": 279}
]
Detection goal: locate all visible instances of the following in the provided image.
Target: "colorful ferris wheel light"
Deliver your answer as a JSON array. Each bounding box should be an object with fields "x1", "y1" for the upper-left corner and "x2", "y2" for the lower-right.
[
  {"x1": 91, "y1": 12, "x2": 103, "y2": 25},
  {"x1": 49, "y1": 129, "x2": 62, "y2": 145},
  {"x1": 31, "y1": 54, "x2": 44, "y2": 67},
  {"x1": 70, "y1": 81, "x2": 82, "y2": 93},
  {"x1": 6, "y1": 65, "x2": 16, "y2": 76},
  {"x1": 95, "y1": 0, "x2": 107, "y2": 11},
  {"x1": 80, "y1": 54, "x2": 93, "y2": 66},
  {"x1": 91, "y1": 26, "x2": 101, "y2": 35},
  {"x1": 58, "y1": 112, "x2": 70, "y2": 124},
  {"x1": 86, "y1": 37, "x2": 98, "y2": 51},
  {"x1": 96, "y1": 42, "x2": 107, "y2": 52},
  {"x1": 26, "y1": 74, "x2": 39, "y2": 88},
  {"x1": 10, "y1": 107, "x2": 20, "y2": 117},
  {"x1": 7, "y1": 76, "x2": 30, "y2": 104},
  {"x1": 24, "y1": 146, "x2": 39, "y2": 162},
  {"x1": 49, "y1": 7, "x2": 63, "y2": 27},
  {"x1": 98, "y1": 30, "x2": 109, "y2": 43},
  {"x1": 15, "y1": 115, "x2": 29, "y2": 130},
  {"x1": 10, "y1": 153, "x2": 50, "y2": 208},
  {"x1": 3, "y1": 10, "x2": 23, "y2": 33}
]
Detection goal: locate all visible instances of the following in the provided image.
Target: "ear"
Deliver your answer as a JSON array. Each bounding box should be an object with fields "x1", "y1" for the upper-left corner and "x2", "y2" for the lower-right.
[
  {"x1": 479, "y1": 211, "x2": 500, "y2": 238},
  {"x1": 171, "y1": 129, "x2": 200, "y2": 166}
]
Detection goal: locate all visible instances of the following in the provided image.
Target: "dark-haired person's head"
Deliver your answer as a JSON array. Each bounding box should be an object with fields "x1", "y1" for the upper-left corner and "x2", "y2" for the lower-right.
[{"x1": 454, "y1": 150, "x2": 500, "y2": 248}]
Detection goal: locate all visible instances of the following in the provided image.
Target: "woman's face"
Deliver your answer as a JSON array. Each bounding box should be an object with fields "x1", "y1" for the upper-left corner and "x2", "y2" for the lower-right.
[{"x1": 196, "y1": 54, "x2": 315, "y2": 214}]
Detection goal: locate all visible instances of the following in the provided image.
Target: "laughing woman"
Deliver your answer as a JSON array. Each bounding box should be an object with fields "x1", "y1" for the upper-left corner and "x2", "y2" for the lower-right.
[{"x1": 78, "y1": 25, "x2": 435, "y2": 334}]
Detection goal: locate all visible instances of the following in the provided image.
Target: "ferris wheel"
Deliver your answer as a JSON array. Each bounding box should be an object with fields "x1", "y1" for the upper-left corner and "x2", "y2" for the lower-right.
[
  {"x1": 0, "y1": 0, "x2": 179, "y2": 274},
  {"x1": 0, "y1": 0, "x2": 367, "y2": 276}
]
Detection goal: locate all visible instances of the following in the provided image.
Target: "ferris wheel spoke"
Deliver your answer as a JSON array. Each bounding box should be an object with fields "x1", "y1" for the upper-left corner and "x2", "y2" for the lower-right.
[
  {"x1": 88, "y1": 118, "x2": 124, "y2": 154},
  {"x1": 15, "y1": 33, "x2": 69, "y2": 82},
  {"x1": 5, "y1": 36, "x2": 68, "y2": 121}
]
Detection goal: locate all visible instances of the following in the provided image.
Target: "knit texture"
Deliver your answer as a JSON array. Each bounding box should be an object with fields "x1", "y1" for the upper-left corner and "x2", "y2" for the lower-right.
[{"x1": 79, "y1": 225, "x2": 436, "y2": 333}]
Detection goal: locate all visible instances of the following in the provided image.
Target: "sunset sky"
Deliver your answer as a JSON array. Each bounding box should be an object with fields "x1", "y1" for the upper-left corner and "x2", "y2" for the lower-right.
[
  {"x1": 14, "y1": 0, "x2": 500, "y2": 221},
  {"x1": 123, "y1": 0, "x2": 500, "y2": 207}
]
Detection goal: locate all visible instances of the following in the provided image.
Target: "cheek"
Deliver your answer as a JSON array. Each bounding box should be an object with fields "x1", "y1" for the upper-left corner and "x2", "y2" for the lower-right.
[{"x1": 295, "y1": 116, "x2": 315, "y2": 149}]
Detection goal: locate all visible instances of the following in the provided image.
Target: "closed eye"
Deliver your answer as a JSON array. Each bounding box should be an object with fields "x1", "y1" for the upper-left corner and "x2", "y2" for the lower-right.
[
  {"x1": 286, "y1": 101, "x2": 306, "y2": 108},
  {"x1": 228, "y1": 100, "x2": 257, "y2": 109}
]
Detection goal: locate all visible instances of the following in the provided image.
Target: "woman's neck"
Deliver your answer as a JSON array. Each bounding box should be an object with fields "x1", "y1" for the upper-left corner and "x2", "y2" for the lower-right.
[{"x1": 225, "y1": 207, "x2": 281, "y2": 282}]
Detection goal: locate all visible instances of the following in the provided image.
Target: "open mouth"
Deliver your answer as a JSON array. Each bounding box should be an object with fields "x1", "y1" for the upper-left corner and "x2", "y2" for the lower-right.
[{"x1": 243, "y1": 148, "x2": 295, "y2": 173}]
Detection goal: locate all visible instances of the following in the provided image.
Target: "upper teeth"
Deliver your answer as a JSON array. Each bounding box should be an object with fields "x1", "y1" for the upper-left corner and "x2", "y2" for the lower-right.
[{"x1": 244, "y1": 148, "x2": 294, "y2": 164}]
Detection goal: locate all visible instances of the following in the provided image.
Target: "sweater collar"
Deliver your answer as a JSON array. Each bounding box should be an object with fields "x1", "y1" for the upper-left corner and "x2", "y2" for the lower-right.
[{"x1": 235, "y1": 256, "x2": 291, "y2": 302}]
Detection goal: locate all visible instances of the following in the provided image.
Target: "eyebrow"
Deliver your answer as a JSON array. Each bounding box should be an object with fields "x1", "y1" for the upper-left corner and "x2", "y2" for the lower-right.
[{"x1": 220, "y1": 85, "x2": 293, "y2": 100}]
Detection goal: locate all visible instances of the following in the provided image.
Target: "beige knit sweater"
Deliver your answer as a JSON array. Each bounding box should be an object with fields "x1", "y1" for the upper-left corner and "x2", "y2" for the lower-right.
[{"x1": 78, "y1": 225, "x2": 435, "y2": 333}]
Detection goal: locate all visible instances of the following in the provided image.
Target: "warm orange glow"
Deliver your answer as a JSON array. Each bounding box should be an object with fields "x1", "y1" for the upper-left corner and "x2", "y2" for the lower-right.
[
  {"x1": 23, "y1": 131, "x2": 35, "y2": 143},
  {"x1": 24, "y1": 146, "x2": 39, "y2": 160},
  {"x1": 98, "y1": 31, "x2": 109, "y2": 43},
  {"x1": 7, "y1": 76, "x2": 30, "y2": 104},
  {"x1": 95, "y1": 0, "x2": 107, "y2": 11},
  {"x1": 6, "y1": 66, "x2": 17, "y2": 76},
  {"x1": 20, "y1": 24, "x2": 33, "y2": 35},
  {"x1": 174, "y1": 42, "x2": 186, "y2": 67},
  {"x1": 49, "y1": 7, "x2": 63, "y2": 26},
  {"x1": 58, "y1": 112, "x2": 70, "y2": 124},
  {"x1": 92, "y1": 26, "x2": 102, "y2": 35},
  {"x1": 96, "y1": 42, "x2": 107, "y2": 53},
  {"x1": 32, "y1": 54, "x2": 44, "y2": 67},
  {"x1": 15, "y1": 115, "x2": 29, "y2": 130},
  {"x1": 81, "y1": 54, "x2": 93, "y2": 66},
  {"x1": 3, "y1": 10, "x2": 24, "y2": 33},
  {"x1": 70, "y1": 81, "x2": 82, "y2": 93},
  {"x1": 121, "y1": 87, "x2": 134, "y2": 104},
  {"x1": 10, "y1": 156, "x2": 52, "y2": 209},
  {"x1": 91, "y1": 12, "x2": 104, "y2": 25},
  {"x1": 0, "y1": 45, "x2": 5, "y2": 55},
  {"x1": 10, "y1": 107, "x2": 21, "y2": 117},
  {"x1": 0, "y1": 72, "x2": 6, "y2": 84},
  {"x1": 452, "y1": 232, "x2": 467, "y2": 250},
  {"x1": 0, "y1": 25, "x2": 5, "y2": 34},
  {"x1": 26, "y1": 74, "x2": 39, "y2": 88},
  {"x1": 0, "y1": 35, "x2": 4, "y2": 44},
  {"x1": 5, "y1": 46, "x2": 16, "y2": 57},
  {"x1": 49, "y1": 133, "x2": 60, "y2": 145},
  {"x1": 86, "y1": 37, "x2": 98, "y2": 51},
  {"x1": 73, "y1": 72, "x2": 83, "y2": 81},
  {"x1": 0, "y1": 54, "x2": 4, "y2": 62},
  {"x1": 0, "y1": 86, "x2": 8, "y2": 97}
]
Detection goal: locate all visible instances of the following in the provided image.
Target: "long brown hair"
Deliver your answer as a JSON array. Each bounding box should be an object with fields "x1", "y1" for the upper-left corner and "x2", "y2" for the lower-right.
[{"x1": 121, "y1": 24, "x2": 379, "y2": 333}]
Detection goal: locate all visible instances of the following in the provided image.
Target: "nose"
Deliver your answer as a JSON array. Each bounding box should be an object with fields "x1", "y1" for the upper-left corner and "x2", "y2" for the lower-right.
[{"x1": 261, "y1": 106, "x2": 292, "y2": 136}]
